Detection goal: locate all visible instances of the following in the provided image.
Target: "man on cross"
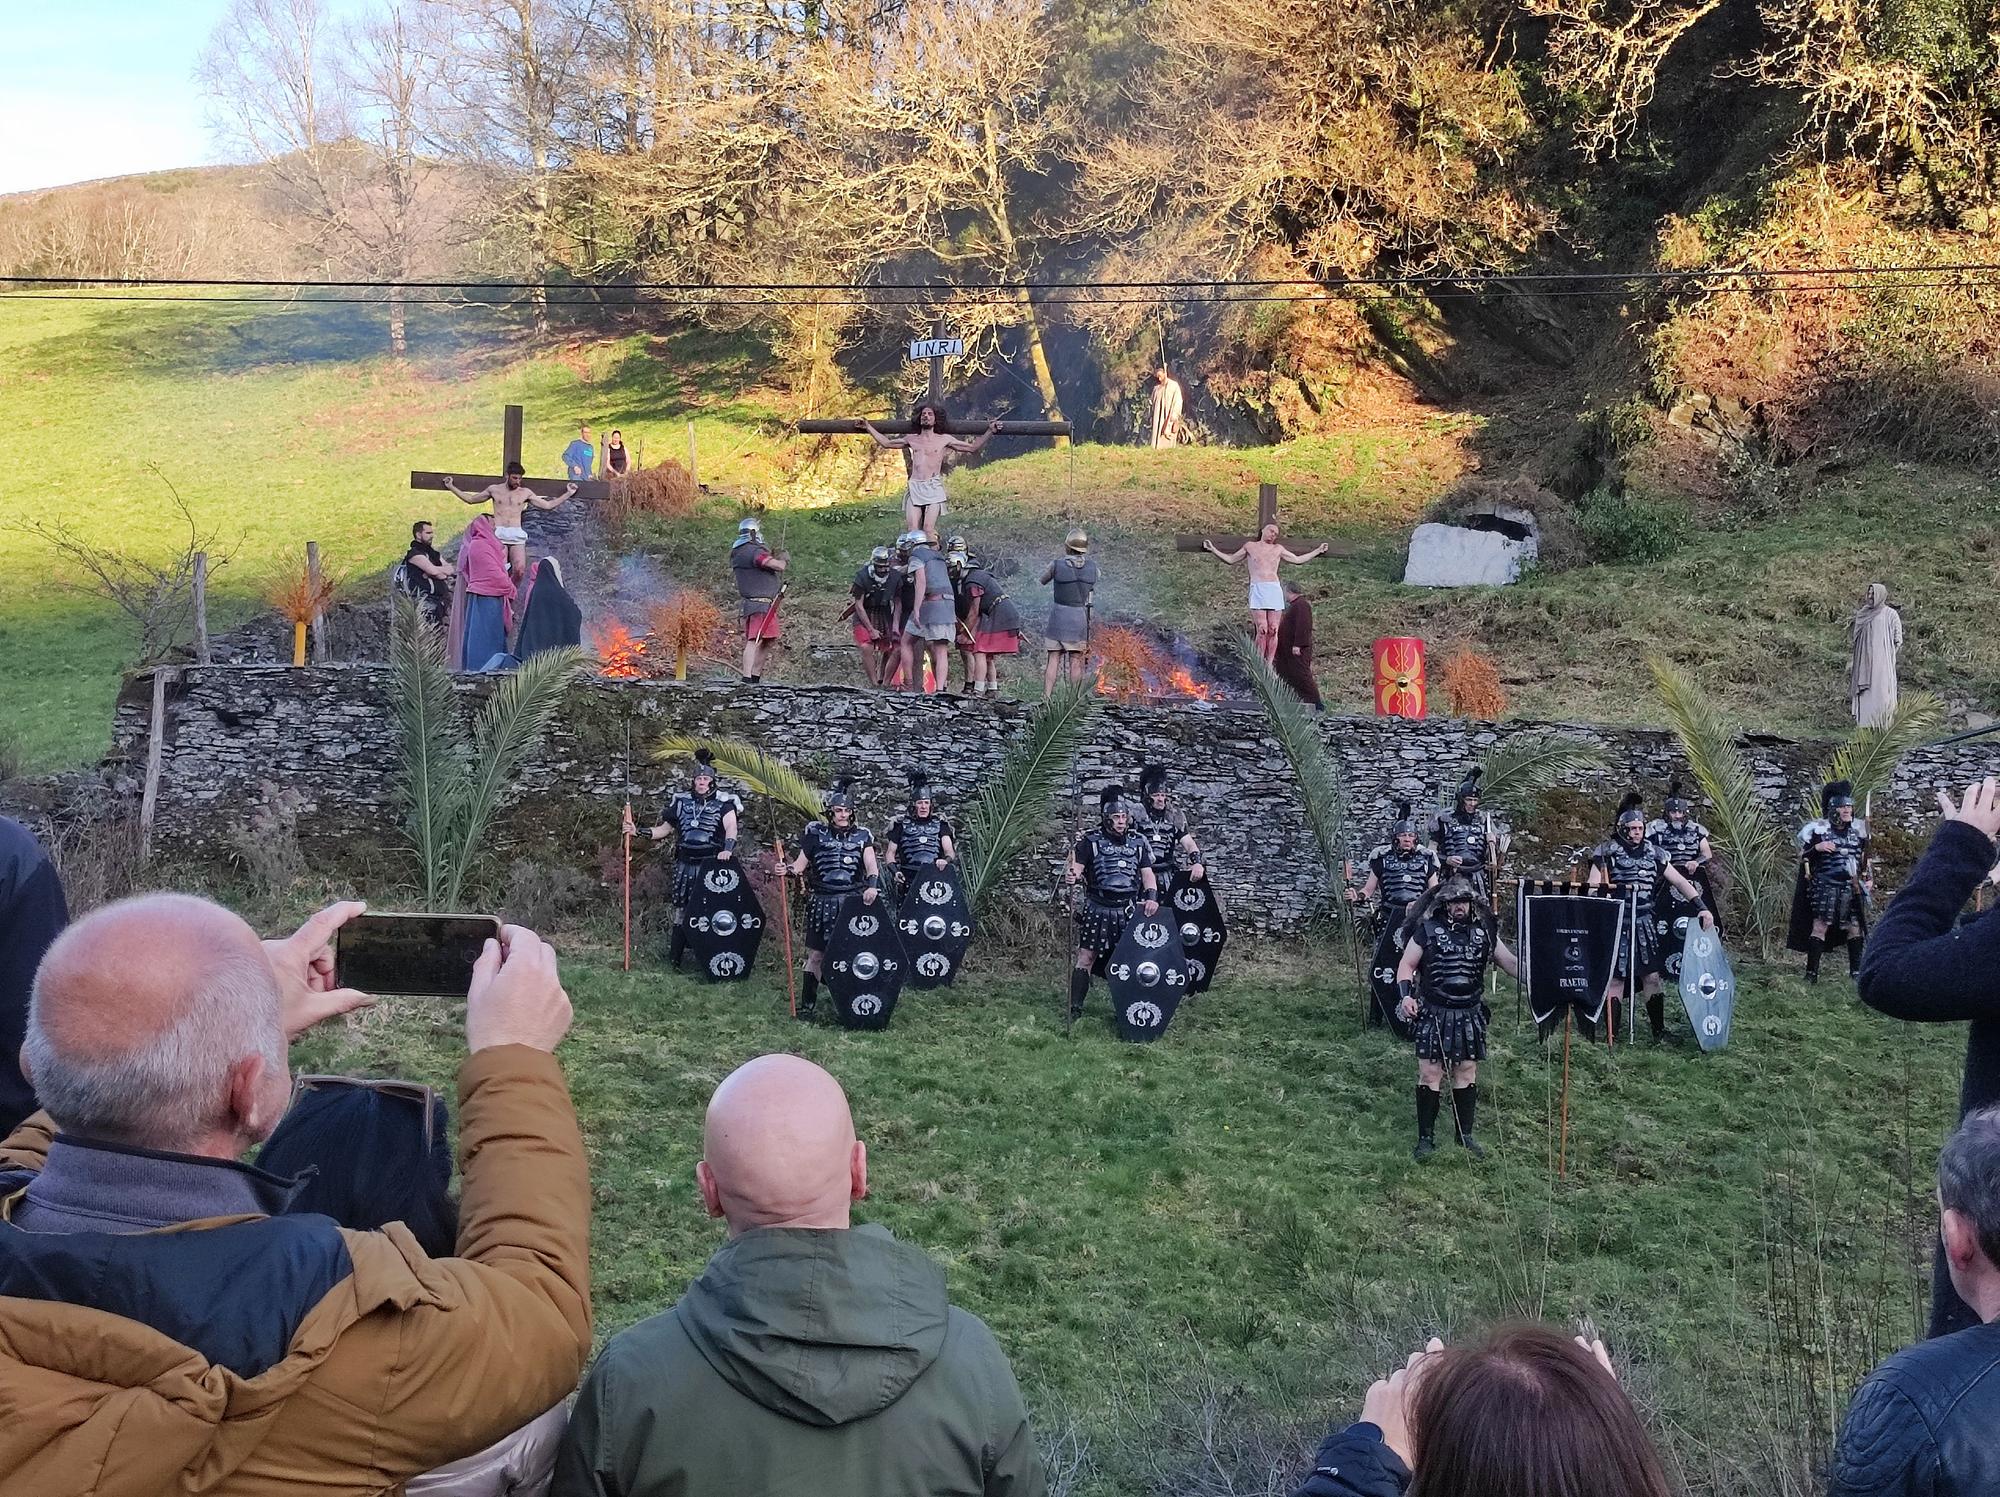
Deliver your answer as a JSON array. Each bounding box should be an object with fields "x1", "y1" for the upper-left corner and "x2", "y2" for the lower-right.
[
  {"x1": 1202, "y1": 523, "x2": 1329, "y2": 663},
  {"x1": 443, "y1": 463, "x2": 575, "y2": 579},
  {"x1": 863, "y1": 403, "x2": 1001, "y2": 536}
]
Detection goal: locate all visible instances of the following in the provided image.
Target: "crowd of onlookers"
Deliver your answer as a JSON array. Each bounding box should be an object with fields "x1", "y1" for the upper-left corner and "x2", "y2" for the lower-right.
[{"x1": 3, "y1": 783, "x2": 2000, "y2": 1495}]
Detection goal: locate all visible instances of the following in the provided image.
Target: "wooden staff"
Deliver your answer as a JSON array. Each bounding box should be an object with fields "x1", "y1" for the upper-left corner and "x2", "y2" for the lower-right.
[
  {"x1": 1559, "y1": 1009, "x2": 1574, "y2": 1179},
  {"x1": 622, "y1": 720, "x2": 633, "y2": 973},
  {"x1": 1341, "y1": 857, "x2": 1369, "y2": 1030},
  {"x1": 776, "y1": 835, "x2": 798, "y2": 1017}
]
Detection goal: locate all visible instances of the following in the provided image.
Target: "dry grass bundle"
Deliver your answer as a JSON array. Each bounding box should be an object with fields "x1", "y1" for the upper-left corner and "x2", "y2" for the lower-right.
[
  {"x1": 1439, "y1": 644, "x2": 1508, "y2": 719},
  {"x1": 647, "y1": 592, "x2": 727, "y2": 681},
  {"x1": 614, "y1": 460, "x2": 699, "y2": 519},
  {"x1": 1093, "y1": 626, "x2": 1172, "y2": 700},
  {"x1": 264, "y1": 560, "x2": 342, "y2": 666}
]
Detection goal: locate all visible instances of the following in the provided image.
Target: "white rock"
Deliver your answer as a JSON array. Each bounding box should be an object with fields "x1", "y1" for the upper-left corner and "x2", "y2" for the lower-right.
[{"x1": 1403, "y1": 522, "x2": 1537, "y2": 588}]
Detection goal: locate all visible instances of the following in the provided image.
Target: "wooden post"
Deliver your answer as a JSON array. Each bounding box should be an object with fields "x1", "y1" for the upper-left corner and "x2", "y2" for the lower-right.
[
  {"x1": 305, "y1": 541, "x2": 328, "y2": 664},
  {"x1": 139, "y1": 668, "x2": 174, "y2": 863},
  {"x1": 686, "y1": 420, "x2": 699, "y2": 490},
  {"x1": 191, "y1": 552, "x2": 210, "y2": 666}
]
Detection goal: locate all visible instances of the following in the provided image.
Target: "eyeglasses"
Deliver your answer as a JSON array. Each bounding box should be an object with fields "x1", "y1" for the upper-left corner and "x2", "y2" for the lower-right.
[{"x1": 290, "y1": 1074, "x2": 440, "y2": 1153}]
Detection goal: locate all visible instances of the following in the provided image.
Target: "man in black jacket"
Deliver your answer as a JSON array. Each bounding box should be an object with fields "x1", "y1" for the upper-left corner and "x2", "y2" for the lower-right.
[
  {"x1": 1828, "y1": 1106, "x2": 2000, "y2": 1497},
  {"x1": 1859, "y1": 776, "x2": 2000, "y2": 1336},
  {"x1": 0, "y1": 816, "x2": 66, "y2": 1134}
]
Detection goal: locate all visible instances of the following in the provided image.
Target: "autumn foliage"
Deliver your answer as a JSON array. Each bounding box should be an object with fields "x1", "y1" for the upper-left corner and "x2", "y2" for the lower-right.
[{"x1": 1440, "y1": 645, "x2": 1509, "y2": 720}]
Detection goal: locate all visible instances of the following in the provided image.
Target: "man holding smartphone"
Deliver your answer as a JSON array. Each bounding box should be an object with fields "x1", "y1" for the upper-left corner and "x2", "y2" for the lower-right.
[{"x1": 0, "y1": 895, "x2": 592, "y2": 1496}]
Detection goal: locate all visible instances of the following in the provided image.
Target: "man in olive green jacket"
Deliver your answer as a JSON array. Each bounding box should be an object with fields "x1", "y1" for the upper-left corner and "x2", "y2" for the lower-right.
[{"x1": 554, "y1": 1054, "x2": 1044, "y2": 1497}]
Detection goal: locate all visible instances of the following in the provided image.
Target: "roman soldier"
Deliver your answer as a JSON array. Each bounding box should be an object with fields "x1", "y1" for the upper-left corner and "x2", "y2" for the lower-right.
[
  {"x1": 1791, "y1": 779, "x2": 1872, "y2": 982},
  {"x1": 785, "y1": 777, "x2": 883, "y2": 1020},
  {"x1": 622, "y1": 748, "x2": 742, "y2": 971},
  {"x1": 885, "y1": 771, "x2": 957, "y2": 899},
  {"x1": 947, "y1": 540, "x2": 978, "y2": 693},
  {"x1": 1646, "y1": 778, "x2": 1714, "y2": 894},
  {"x1": 1131, "y1": 765, "x2": 1205, "y2": 884},
  {"x1": 1433, "y1": 770, "x2": 1497, "y2": 900},
  {"x1": 730, "y1": 516, "x2": 786, "y2": 682},
  {"x1": 1588, "y1": 792, "x2": 1715, "y2": 1040},
  {"x1": 1394, "y1": 875, "x2": 1519, "y2": 1160},
  {"x1": 1064, "y1": 786, "x2": 1161, "y2": 1022},
  {"x1": 846, "y1": 545, "x2": 901, "y2": 687},
  {"x1": 1348, "y1": 803, "x2": 1440, "y2": 1030},
  {"x1": 960, "y1": 545, "x2": 1024, "y2": 696}
]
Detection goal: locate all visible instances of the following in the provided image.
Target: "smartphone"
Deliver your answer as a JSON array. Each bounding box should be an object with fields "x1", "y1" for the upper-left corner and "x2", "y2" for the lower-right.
[{"x1": 335, "y1": 913, "x2": 501, "y2": 998}]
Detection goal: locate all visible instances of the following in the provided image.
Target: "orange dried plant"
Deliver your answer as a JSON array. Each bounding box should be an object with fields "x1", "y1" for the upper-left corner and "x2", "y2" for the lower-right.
[
  {"x1": 647, "y1": 592, "x2": 726, "y2": 681},
  {"x1": 1093, "y1": 626, "x2": 1172, "y2": 700},
  {"x1": 264, "y1": 561, "x2": 342, "y2": 666},
  {"x1": 1439, "y1": 644, "x2": 1508, "y2": 719}
]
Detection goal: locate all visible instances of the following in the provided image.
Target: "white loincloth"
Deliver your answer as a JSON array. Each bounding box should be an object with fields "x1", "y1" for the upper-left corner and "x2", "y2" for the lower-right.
[
  {"x1": 494, "y1": 524, "x2": 529, "y2": 545},
  {"x1": 1249, "y1": 579, "x2": 1284, "y2": 612},
  {"x1": 906, "y1": 475, "x2": 948, "y2": 514}
]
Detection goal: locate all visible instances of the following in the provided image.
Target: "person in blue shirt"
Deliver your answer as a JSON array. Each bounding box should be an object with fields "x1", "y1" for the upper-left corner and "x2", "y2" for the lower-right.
[{"x1": 561, "y1": 424, "x2": 596, "y2": 481}]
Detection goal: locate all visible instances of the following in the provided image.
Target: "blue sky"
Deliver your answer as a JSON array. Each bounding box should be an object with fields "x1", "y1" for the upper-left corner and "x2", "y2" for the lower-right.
[{"x1": 1, "y1": 0, "x2": 372, "y2": 195}]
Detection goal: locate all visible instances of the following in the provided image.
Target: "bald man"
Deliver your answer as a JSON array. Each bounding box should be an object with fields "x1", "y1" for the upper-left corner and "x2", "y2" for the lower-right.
[
  {"x1": 555, "y1": 1055, "x2": 1045, "y2": 1497},
  {"x1": 0, "y1": 893, "x2": 593, "y2": 1497}
]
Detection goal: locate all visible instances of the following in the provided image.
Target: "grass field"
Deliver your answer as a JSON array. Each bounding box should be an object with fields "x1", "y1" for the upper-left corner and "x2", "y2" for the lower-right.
[
  {"x1": 7, "y1": 294, "x2": 2000, "y2": 773},
  {"x1": 288, "y1": 930, "x2": 1959, "y2": 1497}
]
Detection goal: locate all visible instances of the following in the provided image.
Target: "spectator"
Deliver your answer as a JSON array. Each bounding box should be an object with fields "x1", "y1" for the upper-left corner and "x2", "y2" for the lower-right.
[
  {"x1": 553, "y1": 1054, "x2": 1044, "y2": 1497},
  {"x1": 260, "y1": 1075, "x2": 568, "y2": 1497},
  {"x1": 403, "y1": 519, "x2": 456, "y2": 627},
  {"x1": 602, "y1": 429, "x2": 631, "y2": 476},
  {"x1": 1292, "y1": 1325, "x2": 1668, "y2": 1497},
  {"x1": 0, "y1": 815, "x2": 66, "y2": 1135},
  {"x1": 1828, "y1": 1105, "x2": 2000, "y2": 1497},
  {"x1": 562, "y1": 424, "x2": 597, "y2": 482},
  {"x1": 0, "y1": 895, "x2": 589, "y2": 1496},
  {"x1": 1860, "y1": 776, "x2": 2000, "y2": 1335}
]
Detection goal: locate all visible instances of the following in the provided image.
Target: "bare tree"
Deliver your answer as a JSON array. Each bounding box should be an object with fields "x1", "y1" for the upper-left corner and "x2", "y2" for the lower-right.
[{"x1": 1530, "y1": 0, "x2": 1726, "y2": 160}]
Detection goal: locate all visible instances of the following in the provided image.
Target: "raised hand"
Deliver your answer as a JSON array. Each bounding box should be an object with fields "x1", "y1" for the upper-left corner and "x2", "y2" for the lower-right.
[
  {"x1": 265, "y1": 901, "x2": 371, "y2": 1039},
  {"x1": 1940, "y1": 778, "x2": 2000, "y2": 840},
  {"x1": 465, "y1": 925, "x2": 572, "y2": 1053},
  {"x1": 1360, "y1": 1337, "x2": 1443, "y2": 1467}
]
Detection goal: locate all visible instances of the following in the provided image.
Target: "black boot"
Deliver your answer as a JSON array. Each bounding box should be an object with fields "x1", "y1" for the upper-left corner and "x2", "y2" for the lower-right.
[
  {"x1": 1068, "y1": 968, "x2": 1091, "y2": 1020},
  {"x1": 1848, "y1": 936, "x2": 1865, "y2": 978},
  {"x1": 668, "y1": 922, "x2": 687, "y2": 970},
  {"x1": 1452, "y1": 1085, "x2": 1484, "y2": 1159},
  {"x1": 1646, "y1": 993, "x2": 1668, "y2": 1042},
  {"x1": 1805, "y1": 935, "x2": 1824, "y2": 984},
  {"x1": 797, "y1": 971, "x2": 819, "y2": 1020},
  {"x1": 1414, "y1": 1086, "x2": 1441, "y2": 1161}
]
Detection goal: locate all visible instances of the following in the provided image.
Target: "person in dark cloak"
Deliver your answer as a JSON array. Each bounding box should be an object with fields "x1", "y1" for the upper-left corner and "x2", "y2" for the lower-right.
[
  {"x1": 0, "y1": 816, "x2": 67, "y2": 1134},
  {"x1": 1273, "y1": 580, "x2": 1323, "y2": 711},
  {"x1": 513, "y1": 557, "x2": 582, "y2": 660}
]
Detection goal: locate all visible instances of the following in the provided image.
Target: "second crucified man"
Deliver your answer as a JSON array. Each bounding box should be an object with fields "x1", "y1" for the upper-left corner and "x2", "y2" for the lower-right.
[
  {"x1": 443, "y1": 462, "x2": 576, "y2": 578},
  {"x1": 864, "y1": 403, "x2": 1000, "y2": 536},
  {"x1": 1203, "y1": 523, "x2": 1329, "y2": 663}
]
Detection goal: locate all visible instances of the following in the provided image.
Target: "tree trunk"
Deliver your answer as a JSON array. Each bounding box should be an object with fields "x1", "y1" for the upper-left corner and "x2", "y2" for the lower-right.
[
  {"x1": 1014, "y1": 286, "x2": 1066, "y2": 438},
  {"x1": 389, "y1": 288, "x2": 408, "y2": 358},
  {"x1": 982, "y1": 107, "x2": 1067, "y2": 441}
]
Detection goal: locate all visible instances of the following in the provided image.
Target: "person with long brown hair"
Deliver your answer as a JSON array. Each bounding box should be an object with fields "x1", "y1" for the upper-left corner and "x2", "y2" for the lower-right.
[{"x1": 1291, "y1": 1324, "x2": 1671, "y2": 1497}]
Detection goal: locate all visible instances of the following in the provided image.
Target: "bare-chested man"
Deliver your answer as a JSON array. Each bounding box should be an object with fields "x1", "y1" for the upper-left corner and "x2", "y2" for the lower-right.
[
  {"x1": 1203, "y1": 523, "x2": 1329, "y2": 663},
  {"x1": 863, "y1": 403, "x2": 1001, "y2": 536},
  {"x1": 443, "y1": 462, "x2": 576, "y2": 578}
]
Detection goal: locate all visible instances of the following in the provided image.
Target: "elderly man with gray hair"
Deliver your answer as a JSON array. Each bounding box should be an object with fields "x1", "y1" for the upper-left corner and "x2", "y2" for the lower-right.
[
  {"x1": 0, "y1": 893, "x2": 592, "y2": 1497},
  {"x1": 1829, "y1": 1105, "x2": 2000, "y2": 1496}
]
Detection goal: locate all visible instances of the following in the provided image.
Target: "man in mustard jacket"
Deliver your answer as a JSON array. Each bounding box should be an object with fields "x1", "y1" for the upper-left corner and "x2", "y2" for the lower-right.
[{"x1": 0, "y1": 894, "x2": 592, "y2": 1497}]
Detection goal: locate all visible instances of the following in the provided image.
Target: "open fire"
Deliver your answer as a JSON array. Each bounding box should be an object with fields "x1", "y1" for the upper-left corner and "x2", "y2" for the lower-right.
[
  {"x1": 591, "y1": 620, "x2": 648, "y2": 679},
  {"x1": 1093, "y1": 625, "x2": 1223, "y2": 705}
]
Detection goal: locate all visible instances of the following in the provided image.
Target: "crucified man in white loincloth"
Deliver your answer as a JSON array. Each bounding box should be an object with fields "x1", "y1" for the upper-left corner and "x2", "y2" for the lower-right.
[
  {"x1": 863, "y1": 403, "x2": 1000, "y2": 536},
  {"x1": 1204, "y1": 523, "x2": 1329, "y2": 664},
  {"x1": 443, "y1": 463, "x2": 576, "y2": 577}
]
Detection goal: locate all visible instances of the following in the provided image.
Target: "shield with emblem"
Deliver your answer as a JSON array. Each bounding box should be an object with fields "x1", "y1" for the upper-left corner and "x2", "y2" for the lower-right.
[
  {"x1": 824, "y1": 895, "x2": 908, "y2": 1030},
  {"x1": 1654, "y1": 875, "x2": 1708, "y2": 981},
  {"x1": 1167, "y1": 873, "x2": 1228, "y2": 994},
  {"x1": 684, "y1": 860, "x2": 765, "y2": 982},
  {"x1": 1369, "y1": 919, "x2": 1416, "y2": 1041},
  {"x1": 1678, "y1": 920, "x2": 1736, "y2": 1052},
  {"x1": 1105, "y1": 911, "x2": 1190, "y2": 1042},
  {"x1": 896, "y1": 864, "x2": 975, "y2": 989}
]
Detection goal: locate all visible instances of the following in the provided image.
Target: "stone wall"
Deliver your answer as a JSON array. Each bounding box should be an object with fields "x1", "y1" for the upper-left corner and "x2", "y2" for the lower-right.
[{"x1": 102, "y1": 665, "x2": 2000, "y2": 931}]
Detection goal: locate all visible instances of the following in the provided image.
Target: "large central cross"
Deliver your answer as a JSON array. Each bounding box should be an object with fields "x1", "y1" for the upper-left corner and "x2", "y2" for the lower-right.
[
  {"x1": 1174, "y1": 482, "x2": 1352, "y2": 555},
  {"x1": 409, "y1": 404, "x2": 614, "y2": 502},
  {"x1": 795, "y1": 320, "x2": 1071, "y2": 439}
]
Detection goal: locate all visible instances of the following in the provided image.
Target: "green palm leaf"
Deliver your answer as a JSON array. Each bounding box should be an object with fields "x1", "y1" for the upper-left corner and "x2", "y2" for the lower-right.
[
  {"x1": 1233, "y1": 639, "x2": 1348, "y2": 909},
  {"x1": 1650, "y1": 657, "x2": 1793, "y2": 958},
  {"x1": 388, "y1": 596, "x2": 470, "y2": 908},
  {"x1": 442, "y1": 646, "x2": 590, "y2": 908},
  {"x1": 1478, "y1": 731, "x2": 1609, "y2": 810},
  {"x1": 653, "y1": 734, "x2": 828, "y2": 823},
  {"x1": 960, "y1": 680, "x2": 1096, "y2": 914},
  {"x1": 1803, "y1": 692, "x2": 1945, "y2": 821}
]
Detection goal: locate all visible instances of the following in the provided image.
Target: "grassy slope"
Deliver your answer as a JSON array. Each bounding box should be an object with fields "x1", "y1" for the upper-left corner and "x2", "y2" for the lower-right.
[{"x1": 293, "y1": 942, "x2": 1959, "y2": 1496}]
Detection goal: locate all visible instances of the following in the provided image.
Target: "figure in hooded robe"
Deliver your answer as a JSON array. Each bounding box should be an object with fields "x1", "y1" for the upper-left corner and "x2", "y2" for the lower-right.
[
  {"x1": 513, "y1": 557, "x2": 582, "y2": 660},
  {"x1": 1849, "y1": 582, "x2": 1905, "y2": 728},
  {"x1": 447, "y1": 513, "x2": 517, "y2": 672}
]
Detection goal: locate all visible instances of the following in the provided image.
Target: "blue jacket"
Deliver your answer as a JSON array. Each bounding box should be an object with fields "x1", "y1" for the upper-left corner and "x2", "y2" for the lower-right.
[
  {"x1": 1829, "y1": 1319, "x2": 2000, "y2": 1497},
  {"x1": 1291, "y1": 1424, "x2": 1410, "y2": 1497}
]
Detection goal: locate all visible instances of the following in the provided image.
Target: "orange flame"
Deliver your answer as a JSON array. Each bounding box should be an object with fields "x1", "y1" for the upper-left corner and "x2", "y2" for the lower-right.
[
  {"x1": 591, "y1": 621, "x2": 648, "y2": 679},
  {"x1": 1166, "y1": 667, "x2": 1218, "y2": 702},
  {"x1": 1093, "y1": 626, "x2": 1220, "y2": 702}
]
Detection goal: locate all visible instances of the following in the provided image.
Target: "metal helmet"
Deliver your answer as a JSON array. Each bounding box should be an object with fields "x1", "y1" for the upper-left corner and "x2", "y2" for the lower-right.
[
  {"x1": 946, "y1": 547, "x2": 969, "y2": 576},
  {"x1": 1455, "y1": 768, "x2": 1482, "y2": 812},
  {"x1": 690, "y1": 747, "x2": 717, "y2": 791},
  {"x1": 1616, "y1": 791, "x2": 1646, "y2": 840},
  {"x1": 1390, "y1": 799, "x2": 1418, "y2": 843},
  {"x1": 908, "y1": 770, "x2": 936, "y2": 815},
  {"x1": 1065, "y1": 528, "x2": 1090, "y2": 554},
  {"x1": 1665, "y1": 777, "x2": 1691, "y2": 818},
  {"x1": 946, "y1": 533, "x2": 968, "y2": 555},
  {"x1": 869, "y1": 545, "x2": 892, "y2": 569},
  {"x1": 899, "y1": 528, "x2": 928, "y2": 552},
  {"x1": 824, "y1": 776, "x2": 857, "y2": 817},
  {"x1": 1437, "y1": 873, "x2": 1480, "y2": 906},
  {"x1": 737, "y1": 516, "x2": 762, "y2": 541},
  {"x1": 1139, "y1": 764, "x2": 1170, "y2": 809},
  {"x1": 1823, "y1": 779, "x2": 1855, "y2": 815},
  {"x1": 1100, "y1": 784, "x2": 1129, "y2": 828}
]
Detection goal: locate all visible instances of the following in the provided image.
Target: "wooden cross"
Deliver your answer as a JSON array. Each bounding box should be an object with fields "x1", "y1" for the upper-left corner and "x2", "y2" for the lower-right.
[
  {"x1": 1174, "y1": 482, "x2": 1352, "y2": 555},
  {"x1": 795, "y1": 319, "x2": 1071, "y2": 439},
  {"x1": 409, "y1": 404, "x2": 614, "y2": 502}
]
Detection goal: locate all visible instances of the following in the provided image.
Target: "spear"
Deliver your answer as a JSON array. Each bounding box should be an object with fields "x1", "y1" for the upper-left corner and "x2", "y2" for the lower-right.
[
  {"x1": 775, "y1": 835, "x2": 798, "y2": 1017},
  {"x1": 622, "y1": 719, "x2": 633, "y2": 973}
]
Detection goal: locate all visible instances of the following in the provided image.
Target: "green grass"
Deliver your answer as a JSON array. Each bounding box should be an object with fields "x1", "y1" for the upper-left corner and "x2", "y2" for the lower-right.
[{"x1": 293, "y1": 938, "x2": 1960, "y2": 1496}]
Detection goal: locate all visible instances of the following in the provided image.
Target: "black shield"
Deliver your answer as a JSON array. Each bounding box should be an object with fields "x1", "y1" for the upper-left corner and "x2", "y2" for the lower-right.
[
  {"x1": 685, "y1": 860, "x2": 765, "y2": 982},
  {"x1": 1518, "y1": 881, "x2": 1624, "y2": 1040},
  {"x1": 1369, "y1": 919, "x2": 1416, "y2": 1041},
  {"x1": 1654, "y1": 880, "x2": 1705, "y2": 981},
  {"x1": 1105, "y1": 912, "x2": 1190, "y2": 1042},
  {"x1": 1168, "y1": 873, "x2": 1228, "y2": 993},
  {"x1": 824, "y1": 895, "x2": 908, "y2": 1030},
  {"x1": 897, "y1": 865, "x2": 976, "y2": 989}
]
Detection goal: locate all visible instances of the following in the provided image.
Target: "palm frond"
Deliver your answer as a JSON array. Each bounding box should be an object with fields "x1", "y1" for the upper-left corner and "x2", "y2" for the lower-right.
[
  {"x1": 1234, "y1": 639, "x2": 1347, "y2": 904},
  {"x1": 1810, "y1": 691, "x2": 1946, "y2": 819},
  {"x1": 960, "y1": 680, "x2": 1096, "y2": 913},
  {"x1": 653, "y1": 734, "x2": 827, "y2": 823},
  {"x1": 1651, "y1": 657, "x2": 1794, "y2": 958},
  {"x1": 1477, "y1": 732, "x2": 1610, "y2": 810},
  {"x1": 387, "y1": 596, "x2": 469, "y2": 908},
  {"x1": 442, "y1": 646, "x2": 590, "y2": 907}
]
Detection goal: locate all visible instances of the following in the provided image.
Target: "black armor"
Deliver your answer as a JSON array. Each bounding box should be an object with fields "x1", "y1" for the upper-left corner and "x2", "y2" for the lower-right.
[
  {"x1": 1434, "y1": 810, "x2": 1491, "y2": 894},
  {"x1": 1132, "y1": 802, "x2": 1190, "y2": 874},
  {"x1": 1646, "y1": 816, "x2": 1709, "y2": 868},
  {"x1": 665, "y1": 787, "x2": 734, "y2": 907},
  {"x1": 1412, "y1": 909, "x2": 1494, "y2": 1063},
  {"x1": 963, "y1": 562, "x2": 1022, "y2": 632},
  {"x1": 888, "y1": 813, "x2": 954, "y2": 871},
  {"x1": 1074, "y1": 828, "x2": 1153, "y2": 953},
  {"x1": 1799, "y1": 815, "x2": 1870, "y2": 919},
  {"x1": 1592, "y1": 835, "x2": 1673, "y2": 979},
  {"x1": 852, "y1": 563, "x2": 899, "y2": 633},
  {"x1": 1370, "y1": 843, "x2": 1439, "y2": 926},
  {"x1": 801, "y1": 820, "x2": 872, "y2": 895}
]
